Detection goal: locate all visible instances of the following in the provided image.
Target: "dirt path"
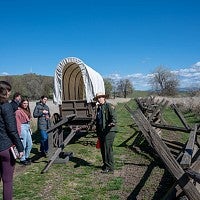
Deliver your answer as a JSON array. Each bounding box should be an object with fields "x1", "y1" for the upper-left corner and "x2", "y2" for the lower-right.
[
  {"x1": 29, "y1": 98, "x2": 131, "y2": 114},
  {"x1": 107, "y1": 97, "x2": 131, "y2": 105}
]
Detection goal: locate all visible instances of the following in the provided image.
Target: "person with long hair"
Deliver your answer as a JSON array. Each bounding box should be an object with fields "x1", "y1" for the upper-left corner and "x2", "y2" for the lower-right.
[
  {"x1": 15, "y1": 98, "x2": 33, "y2": 165},
  {"x1": 0, "y1": 81, "x2": 24, "y2": 200}
]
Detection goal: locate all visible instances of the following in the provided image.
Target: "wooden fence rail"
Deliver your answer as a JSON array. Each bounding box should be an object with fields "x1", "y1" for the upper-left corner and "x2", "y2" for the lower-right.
[{"x1": 125, "y1": 97, "x2": 200, "y2": 200}]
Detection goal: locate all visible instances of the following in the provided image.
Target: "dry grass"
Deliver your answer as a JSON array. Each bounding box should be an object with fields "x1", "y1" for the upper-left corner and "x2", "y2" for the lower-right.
[{"x1": 155, "y1": 96, "x2": 200, "y2": 116}]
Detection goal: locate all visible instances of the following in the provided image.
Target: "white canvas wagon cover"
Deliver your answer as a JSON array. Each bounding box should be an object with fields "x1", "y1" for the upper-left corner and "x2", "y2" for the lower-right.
[{"x1": 53, "y1": 57, "x2": 105, "y2": 105}]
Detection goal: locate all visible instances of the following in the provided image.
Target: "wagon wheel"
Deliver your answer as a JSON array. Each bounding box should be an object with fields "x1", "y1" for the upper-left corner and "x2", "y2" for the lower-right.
[
  {"x1": 53, "y1": 130, "x2": 59, "y2": 147},
  {"x1": 52, "y1": 113, "x2": 61, "y2": 125},
  {"x1": 52, "y1": 113, "x2": 62, "y2": 147}
]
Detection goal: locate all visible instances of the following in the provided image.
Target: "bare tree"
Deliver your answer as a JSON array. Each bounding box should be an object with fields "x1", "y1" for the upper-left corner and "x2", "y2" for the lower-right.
[
  {"x1": 116, "y1": 79, "x2": 134, "y2": 98},
  {"x1": 149, "y1": 66, "x2": 179, "y2": 96},
  {"x1": 111, "y1": 79, "x2": 118, "y2": 99},
  {"x1": 104, "y1": 78, "x2": 113, "y2": 98}
]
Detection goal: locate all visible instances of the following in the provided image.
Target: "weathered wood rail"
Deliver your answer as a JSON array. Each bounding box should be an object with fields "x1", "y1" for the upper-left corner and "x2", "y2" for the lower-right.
[
  {"x1": 125, "y1": 97, "x2": 200, "y2": 200},
  {"x1": 41, "y1": 114, "x2": 78, "y2": 173}
]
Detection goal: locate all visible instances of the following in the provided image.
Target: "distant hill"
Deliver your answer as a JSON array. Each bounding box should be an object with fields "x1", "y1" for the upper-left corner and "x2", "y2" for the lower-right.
[{"x1": 0, "y1": 73, "x2": 53, "y2": 100}]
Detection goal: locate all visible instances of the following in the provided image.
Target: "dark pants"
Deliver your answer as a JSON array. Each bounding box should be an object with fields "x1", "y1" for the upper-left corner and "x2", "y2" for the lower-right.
[
  {"x1": 99, "y1": 131, "x2": 116, "y2": 171},
  {"x1": 0, "y1": 148, "x2": 16, "y2": 200}
]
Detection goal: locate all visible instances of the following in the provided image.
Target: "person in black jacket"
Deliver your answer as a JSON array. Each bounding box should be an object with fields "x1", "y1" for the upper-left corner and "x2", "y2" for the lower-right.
[{"x1": 0, "y1": 81, "x2": 24, "y2": 200}]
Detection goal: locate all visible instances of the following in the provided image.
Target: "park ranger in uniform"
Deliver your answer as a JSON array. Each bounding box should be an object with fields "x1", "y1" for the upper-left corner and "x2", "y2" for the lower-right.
[{"x1": 94, "y1": 92, "x2": 117, "y2": 173}]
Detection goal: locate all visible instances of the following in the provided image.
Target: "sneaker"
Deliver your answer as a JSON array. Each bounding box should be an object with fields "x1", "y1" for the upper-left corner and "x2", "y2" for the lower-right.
[
  {"x1": 20, "y1": 160, "x2": 30, "y2": 165},
  {"x1": 41, "y1": 151, "x2": 48, "y2": 158},
  {"x1": 101, "y1": 165, "x2": 106, "y2": 170},
  {"x1": 26, "y1": 158, "x2": 31, "y2": 164}
]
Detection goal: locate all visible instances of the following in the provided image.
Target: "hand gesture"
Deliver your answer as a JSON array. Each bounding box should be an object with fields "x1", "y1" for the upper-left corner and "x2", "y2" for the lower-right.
[{"x1": 18, "y1": 152, "x2": 24, "y2": 159}]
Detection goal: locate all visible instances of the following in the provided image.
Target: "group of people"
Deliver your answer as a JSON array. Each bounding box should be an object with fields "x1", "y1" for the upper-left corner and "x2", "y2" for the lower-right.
[
  {"x1": 10, "y1": 93, "x2": 51, "y2": 164},
  {"x1": 0, "y1": 81, "x2": 51, "y2": 200},
  {"x1": 0, "y1": 80, "x2": 117, "y2": 199}
]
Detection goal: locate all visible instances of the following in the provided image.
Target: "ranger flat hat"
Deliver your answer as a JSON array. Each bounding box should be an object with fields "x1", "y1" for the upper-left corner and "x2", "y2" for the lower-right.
[{"x1": 93, "y1": 92, "x2": 107, "y2": 101}]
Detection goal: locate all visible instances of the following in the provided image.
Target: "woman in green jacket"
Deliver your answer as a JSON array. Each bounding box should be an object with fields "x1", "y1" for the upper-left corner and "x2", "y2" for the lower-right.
[{"x1": 95, "y1": 92, "x2": 117, "y2": 173}]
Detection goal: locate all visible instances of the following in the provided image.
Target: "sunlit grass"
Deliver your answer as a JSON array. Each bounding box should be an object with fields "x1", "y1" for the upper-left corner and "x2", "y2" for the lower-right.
[{"x1": 0, "y1": 97, "x2": 198, "y2": 199}]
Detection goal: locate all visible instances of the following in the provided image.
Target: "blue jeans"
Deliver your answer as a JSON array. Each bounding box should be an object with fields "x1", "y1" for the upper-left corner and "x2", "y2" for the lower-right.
[
  {"x1": 40, "y1": 130, "x2": 48, "y2": 153},
  {"x1": 20, "y1": 124, "x2": 33, "y2": 161}
]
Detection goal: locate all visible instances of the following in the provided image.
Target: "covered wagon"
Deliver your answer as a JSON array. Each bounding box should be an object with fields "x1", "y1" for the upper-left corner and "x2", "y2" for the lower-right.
[
  {"x1": 42, "y1": 57, "x2": 105, "y2": 173},
  {"x1": 53, "y1": 57, "x2": 105, "y2": 125}
]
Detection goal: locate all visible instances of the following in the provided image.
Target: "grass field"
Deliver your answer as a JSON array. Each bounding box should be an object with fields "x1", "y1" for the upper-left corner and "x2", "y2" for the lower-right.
[{"x1": 1, "y1": 96, "x2": 199, "y2": 199}]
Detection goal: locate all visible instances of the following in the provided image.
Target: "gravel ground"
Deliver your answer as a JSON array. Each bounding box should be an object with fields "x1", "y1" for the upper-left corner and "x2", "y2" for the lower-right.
[
  {"x1": 29, "y1": 98, "x2": 131, "y2": 126},
  {"x1": 29, "y1": 98, "x2": 131, "y2": 115}
]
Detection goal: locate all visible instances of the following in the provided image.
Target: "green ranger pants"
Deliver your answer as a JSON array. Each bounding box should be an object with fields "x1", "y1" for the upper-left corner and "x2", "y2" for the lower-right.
[{"x1": 99, "y1": 131, "x2": 116, "y2": 171}]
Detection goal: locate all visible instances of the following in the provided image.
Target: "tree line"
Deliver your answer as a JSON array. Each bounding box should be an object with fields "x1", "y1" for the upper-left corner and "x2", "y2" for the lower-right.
[
  {"x1": 0, "y1": 73, "x2": 134, "y2": 100},
  {"x1": 104, "y1": 66, "x2": 180, "y2": 98},
  {"x1": 1, "y1": 66, "x2": 198, "y2": 101},
  {"x1": 104, "y1": 66, "x2": 200, "y2": 98},
  {"x1": 0, "y1": 73, "x2": 53, "y2": 100}
]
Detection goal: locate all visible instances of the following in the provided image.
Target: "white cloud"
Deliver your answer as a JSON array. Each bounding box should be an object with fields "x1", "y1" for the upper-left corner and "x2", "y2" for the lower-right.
[
  {"x1": 0, "y1": 72, "x2": 9, "y2": 76},
  {"x1": 127, "y1": 73, "x2": 144, "y2": 78},
  {"x1": 128, "y1": 74, "x2": 152, "y2": 90},
  {"x1": 193, "y1": 62, "x2": 200, "y2": 67},
  {"x1": 107, "y1": 73, "x2": 122, "y2": 80},
  {"x1": 173, "y1": 62, "x2": 200, "y2": 88},
  {"x1": 110, "y1": 73, "x2": 152, "y2": 90},
  {"x1": 107, "y1": 61, "x2": 200, "y2": 90}
]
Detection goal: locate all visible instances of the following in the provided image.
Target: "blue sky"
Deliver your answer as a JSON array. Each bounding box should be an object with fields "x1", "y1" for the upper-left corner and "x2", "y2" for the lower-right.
[{"x1": 0, "y1": 0, "x2": 200, "y2": 90}]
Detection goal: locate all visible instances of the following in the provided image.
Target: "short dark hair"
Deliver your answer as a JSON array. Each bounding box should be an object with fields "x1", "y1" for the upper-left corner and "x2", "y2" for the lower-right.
[
  {"x1": 41, "y1": 95, "x2": 48, "y2": 100},
  {"x1": 13, "y1": 92, "x2": 21, "y2": 99}
]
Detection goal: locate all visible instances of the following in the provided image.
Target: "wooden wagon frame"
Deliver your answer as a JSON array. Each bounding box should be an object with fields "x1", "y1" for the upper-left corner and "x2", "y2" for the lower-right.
[{"x1": 42, "y1": 57, "x2": 105, "y2": 173}]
